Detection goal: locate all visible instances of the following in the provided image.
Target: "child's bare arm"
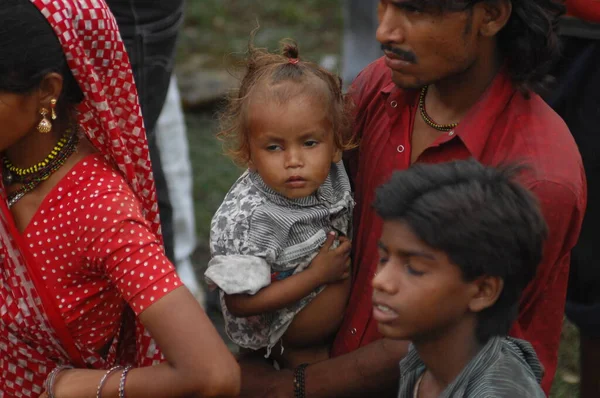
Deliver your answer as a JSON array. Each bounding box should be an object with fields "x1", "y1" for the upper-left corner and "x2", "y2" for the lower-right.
[{"x1": 225, "y1": 232, "x2": 351, "y2": 317}]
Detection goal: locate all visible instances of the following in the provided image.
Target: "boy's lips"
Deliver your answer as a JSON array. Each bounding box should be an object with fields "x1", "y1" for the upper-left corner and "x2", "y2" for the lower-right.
[{"x1": 372, "y1": 299, "x2": 400, "y2": 323}]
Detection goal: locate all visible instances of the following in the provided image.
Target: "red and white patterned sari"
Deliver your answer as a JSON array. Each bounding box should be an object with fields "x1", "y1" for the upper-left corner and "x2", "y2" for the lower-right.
[{"x1": 1, "y1": 1, "x2": 165, "y2": 395}]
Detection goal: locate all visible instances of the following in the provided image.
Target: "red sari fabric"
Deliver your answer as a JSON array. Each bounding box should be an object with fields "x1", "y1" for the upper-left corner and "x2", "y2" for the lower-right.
[{"x1": 0, "y1": 1, "x2": 178, "y2": 396}]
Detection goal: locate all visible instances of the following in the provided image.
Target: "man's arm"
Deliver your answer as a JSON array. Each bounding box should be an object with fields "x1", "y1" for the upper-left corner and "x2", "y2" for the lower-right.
[{"x1": 239, "y1": 338, "x2": 408, "y2": 398}]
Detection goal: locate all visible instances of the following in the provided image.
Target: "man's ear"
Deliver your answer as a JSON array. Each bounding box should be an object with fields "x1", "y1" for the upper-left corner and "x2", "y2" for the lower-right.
[
  {"x1": 468, "y1": 276, "x2": 504, "y2": 313},
  {"x1": 474, "y1": 0, "x2": 512, "y2": 37}
]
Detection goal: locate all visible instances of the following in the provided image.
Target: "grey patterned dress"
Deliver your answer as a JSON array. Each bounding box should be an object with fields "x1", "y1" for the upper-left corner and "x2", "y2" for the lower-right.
[{"x1": 204, "y1": 161, "x2": 354, "y2": 356}]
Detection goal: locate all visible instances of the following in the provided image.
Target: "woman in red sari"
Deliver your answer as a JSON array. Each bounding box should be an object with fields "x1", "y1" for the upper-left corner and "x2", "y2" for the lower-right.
[{"x1": 0, "y1": 0, "x2": 240, "y2": 397}]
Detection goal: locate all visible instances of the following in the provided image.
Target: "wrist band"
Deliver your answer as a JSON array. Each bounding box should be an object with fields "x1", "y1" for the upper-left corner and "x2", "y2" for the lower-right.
[
  {"x1": 44, "y1": 365, "x2": 74, "y2": 398},
  {"x1": 293, "y1": 363, "x2": 309, "y2": 398},
  {"x1": 96, "y1": 365, "x2": 124, "y2": 398},
  {"x1": 119, "y1": 365, "x2": 133, "y2": 398}
]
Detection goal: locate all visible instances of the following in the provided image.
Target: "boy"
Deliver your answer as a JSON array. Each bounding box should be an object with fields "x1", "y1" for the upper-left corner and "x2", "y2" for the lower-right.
[{"x1": 372, "y1": 159, "x2": 547, "y2": 397}]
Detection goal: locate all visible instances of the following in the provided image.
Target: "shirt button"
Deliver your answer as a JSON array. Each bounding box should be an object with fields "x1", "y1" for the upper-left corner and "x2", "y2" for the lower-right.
[
  {"x1": 350, "y1": 328, "x2": 357, "y2": 335},
  {"x1": 397, "y1": 145, "x2": 405, "y2": 153},
  {"x1": 390, "y1": 100, "x2": 398, "y2": 108}
]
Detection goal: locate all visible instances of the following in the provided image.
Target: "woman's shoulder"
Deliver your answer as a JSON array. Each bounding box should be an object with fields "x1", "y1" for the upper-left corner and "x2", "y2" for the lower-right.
[
  {"x1": 66, "y1": 153, "x2": 137, "y2": 197},
  {"x1": 57, "y1": 153, "x2": 146, "y2": 223}
]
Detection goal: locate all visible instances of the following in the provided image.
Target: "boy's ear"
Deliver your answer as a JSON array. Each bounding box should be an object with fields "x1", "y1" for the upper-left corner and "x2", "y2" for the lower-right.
[{"x1": 468, "y1": 276, "x2": 504, "y2": 313}]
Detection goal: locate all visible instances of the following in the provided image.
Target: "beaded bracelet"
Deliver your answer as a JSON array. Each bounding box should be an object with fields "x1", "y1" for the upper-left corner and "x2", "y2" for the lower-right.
[
  {"x1": 44, "y1": 365, "x2": 74, "y2": 398},
  {"x1": 119, "y1": 365, "x2": 133, "y2": 398},
  {"x1": 293, "y1": 363, "x2": 309, "y2": 398},
  {"x1": 96, "y1": 365, "x2": 124, "y2": 398}
]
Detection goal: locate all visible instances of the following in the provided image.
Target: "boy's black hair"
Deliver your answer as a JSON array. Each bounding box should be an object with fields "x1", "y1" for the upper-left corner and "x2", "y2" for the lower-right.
[{"x1": 373, "y1": 159, "x2": 548, "y2": 344}]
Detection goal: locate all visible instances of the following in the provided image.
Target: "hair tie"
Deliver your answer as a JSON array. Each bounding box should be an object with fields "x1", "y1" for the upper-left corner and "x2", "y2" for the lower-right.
[{"x1": 289, "y1": 58, "x2": 299, "y2": 65}]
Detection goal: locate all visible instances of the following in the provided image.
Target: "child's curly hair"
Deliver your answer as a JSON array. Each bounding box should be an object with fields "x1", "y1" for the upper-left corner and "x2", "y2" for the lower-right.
[{"x1": 218, "y1": 34, "x2": 356, "y2": 167}]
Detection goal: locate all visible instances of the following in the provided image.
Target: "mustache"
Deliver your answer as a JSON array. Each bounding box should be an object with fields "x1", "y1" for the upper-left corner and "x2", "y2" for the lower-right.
[{"x1": 381, "y1": 44, "x2": 417, "y2": 64}]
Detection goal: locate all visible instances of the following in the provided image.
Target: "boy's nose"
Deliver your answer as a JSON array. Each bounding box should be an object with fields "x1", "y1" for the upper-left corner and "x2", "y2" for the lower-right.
[{"x1": 372, "y1": 264, "x2": 399, "y2": 295}]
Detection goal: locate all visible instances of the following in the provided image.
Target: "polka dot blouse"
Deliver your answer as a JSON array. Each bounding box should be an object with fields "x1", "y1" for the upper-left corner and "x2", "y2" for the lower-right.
[{"x1": 23, "y1": 154, "x2": 181, "y2": 352}]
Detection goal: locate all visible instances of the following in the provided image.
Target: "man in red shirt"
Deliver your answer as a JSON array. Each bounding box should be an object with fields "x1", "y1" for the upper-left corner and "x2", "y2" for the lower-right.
[{"x1": 238, "y1": 1, "x2": 586, "y2": 396}]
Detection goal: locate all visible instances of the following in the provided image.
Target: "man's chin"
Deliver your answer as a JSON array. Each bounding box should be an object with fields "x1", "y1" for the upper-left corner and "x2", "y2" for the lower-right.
[{"x1": 390, "y1": 70, "x2": 425, "y2": 90}]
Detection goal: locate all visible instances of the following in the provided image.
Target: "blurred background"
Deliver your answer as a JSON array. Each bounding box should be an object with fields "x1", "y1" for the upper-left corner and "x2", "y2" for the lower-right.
[{"x1": 169, "y1": 1, "x2": 579, "y2": 396}]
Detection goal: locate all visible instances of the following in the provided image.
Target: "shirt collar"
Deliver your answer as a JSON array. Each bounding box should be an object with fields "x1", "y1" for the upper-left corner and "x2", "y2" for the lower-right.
[
  {"x1": 399, "y1": 344, "x2": 424, "y2": 379},
  {"x1": 381, "y1": 80, "x2": 396, "y2": 95},
  {"x1": 379, "y1": 69, "x2": 517, "y2": 160},
  {"x1": 453, "y1": 70, "x2": 517, "y2": 160},
  {"x1": 440, "y1": 336, "x2": 504, "y2": 397},
  {"x1": 248, "y1": 162, "x2": 345, "y2": 208},
  {"x1": 399, "y1": 337, "x2": 504, "y2": 397}
]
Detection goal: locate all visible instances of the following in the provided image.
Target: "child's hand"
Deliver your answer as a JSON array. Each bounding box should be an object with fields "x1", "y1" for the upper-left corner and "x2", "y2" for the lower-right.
[{"x1": 310, "y1": 231, "x2": 352, "y2": 284}]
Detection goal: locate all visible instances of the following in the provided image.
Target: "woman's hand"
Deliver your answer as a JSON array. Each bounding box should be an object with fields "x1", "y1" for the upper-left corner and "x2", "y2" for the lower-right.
[
  {"x1": 39, "y1": 288, "x2": 240, "y2": 398},
  {"x1": 40, "y1": 368, "x2": 111, "y2": 398},
  {"x1": 309, "y1": 232, "x2": 352, "y2": 284}
]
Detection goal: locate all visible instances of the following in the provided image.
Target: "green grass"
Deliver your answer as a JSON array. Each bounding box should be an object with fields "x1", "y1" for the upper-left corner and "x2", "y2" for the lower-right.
[
  {"x1": 180, "y1": 2, "x2": 581, "y2": 396},
  {"x1": 179, "y1": 0, "x2": 343, "y2": 68},
  {"x1": 551, "y1": 319, "x2": 581, "y2": 397},
  {"x1": 185, "y1": 112, "x2": 241, "y2": 245}
]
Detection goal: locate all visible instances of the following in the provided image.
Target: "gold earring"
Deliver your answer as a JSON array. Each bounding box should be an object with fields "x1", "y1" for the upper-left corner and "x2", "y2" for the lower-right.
[
  {"x1": 50, "y1": 98, "x2": 57, "y2": 120},
  {"x1": 37, "y1": 108, "x2": 52, "y2": 134}
]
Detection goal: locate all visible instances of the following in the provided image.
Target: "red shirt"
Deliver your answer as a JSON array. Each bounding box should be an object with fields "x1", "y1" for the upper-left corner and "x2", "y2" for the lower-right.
[
  {"x1": 332, "y1": 58, "x2": 586, "y2": 394},
  {"x1": 566, "y1": 0, "x2": 600, "y2": 23}
]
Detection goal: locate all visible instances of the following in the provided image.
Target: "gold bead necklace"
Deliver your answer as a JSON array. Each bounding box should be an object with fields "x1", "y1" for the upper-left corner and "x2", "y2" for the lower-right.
[{"x1": 419, "y1": 86, "x2": 459, "y2": 132}]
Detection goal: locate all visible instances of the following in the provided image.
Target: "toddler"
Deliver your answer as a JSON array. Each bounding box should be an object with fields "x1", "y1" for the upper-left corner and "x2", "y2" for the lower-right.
[{"x1": 205, "y1": 39, "x2": 356, "y2": 368}]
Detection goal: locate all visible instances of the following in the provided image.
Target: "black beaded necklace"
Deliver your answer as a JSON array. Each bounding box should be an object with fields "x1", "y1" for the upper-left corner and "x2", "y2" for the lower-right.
[
  {"x1": 419, "y1": 86, "x2": 459, "y2": 132},
  {"x1": 3, "y1": 128, "x2": 79, "y2": 208}
]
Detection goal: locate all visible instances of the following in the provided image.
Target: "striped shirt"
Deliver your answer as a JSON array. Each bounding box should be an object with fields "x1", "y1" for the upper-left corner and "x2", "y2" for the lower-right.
[
  {"x1": 398, "y1": 337, "x2": 545, "y2": 398},
  {"x1": 205, "y1": 161, "x2": 354, "y2": 355}
]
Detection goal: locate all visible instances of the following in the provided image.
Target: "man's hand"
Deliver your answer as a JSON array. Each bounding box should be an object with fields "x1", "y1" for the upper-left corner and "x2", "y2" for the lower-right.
[
  {"x1": 238, "y1": 353, "x2": 294, "y2": 398},
  {"x1": 237, "y1": 338, "x2": 408, "y2": 398}
]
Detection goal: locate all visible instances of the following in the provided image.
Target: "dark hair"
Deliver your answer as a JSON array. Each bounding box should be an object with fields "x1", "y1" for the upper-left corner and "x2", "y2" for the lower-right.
[
  {"x1": 425, "y1": 0, "x2": 565, "y2": 96},
  {"x1": 0, "y1": 0, "x2": 84, "y2": 107},
  {"x1": 218, "y1": 31, "x2": 356, "y2": 167},
  {"x1": 373, "y1": 159, "x2": 548, "y2": 344}
]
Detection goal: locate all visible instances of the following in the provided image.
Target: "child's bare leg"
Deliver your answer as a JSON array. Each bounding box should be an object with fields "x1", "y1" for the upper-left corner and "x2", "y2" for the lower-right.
[{"x1": 284, "y1": 278, "x2": 352, "y2": 345}]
